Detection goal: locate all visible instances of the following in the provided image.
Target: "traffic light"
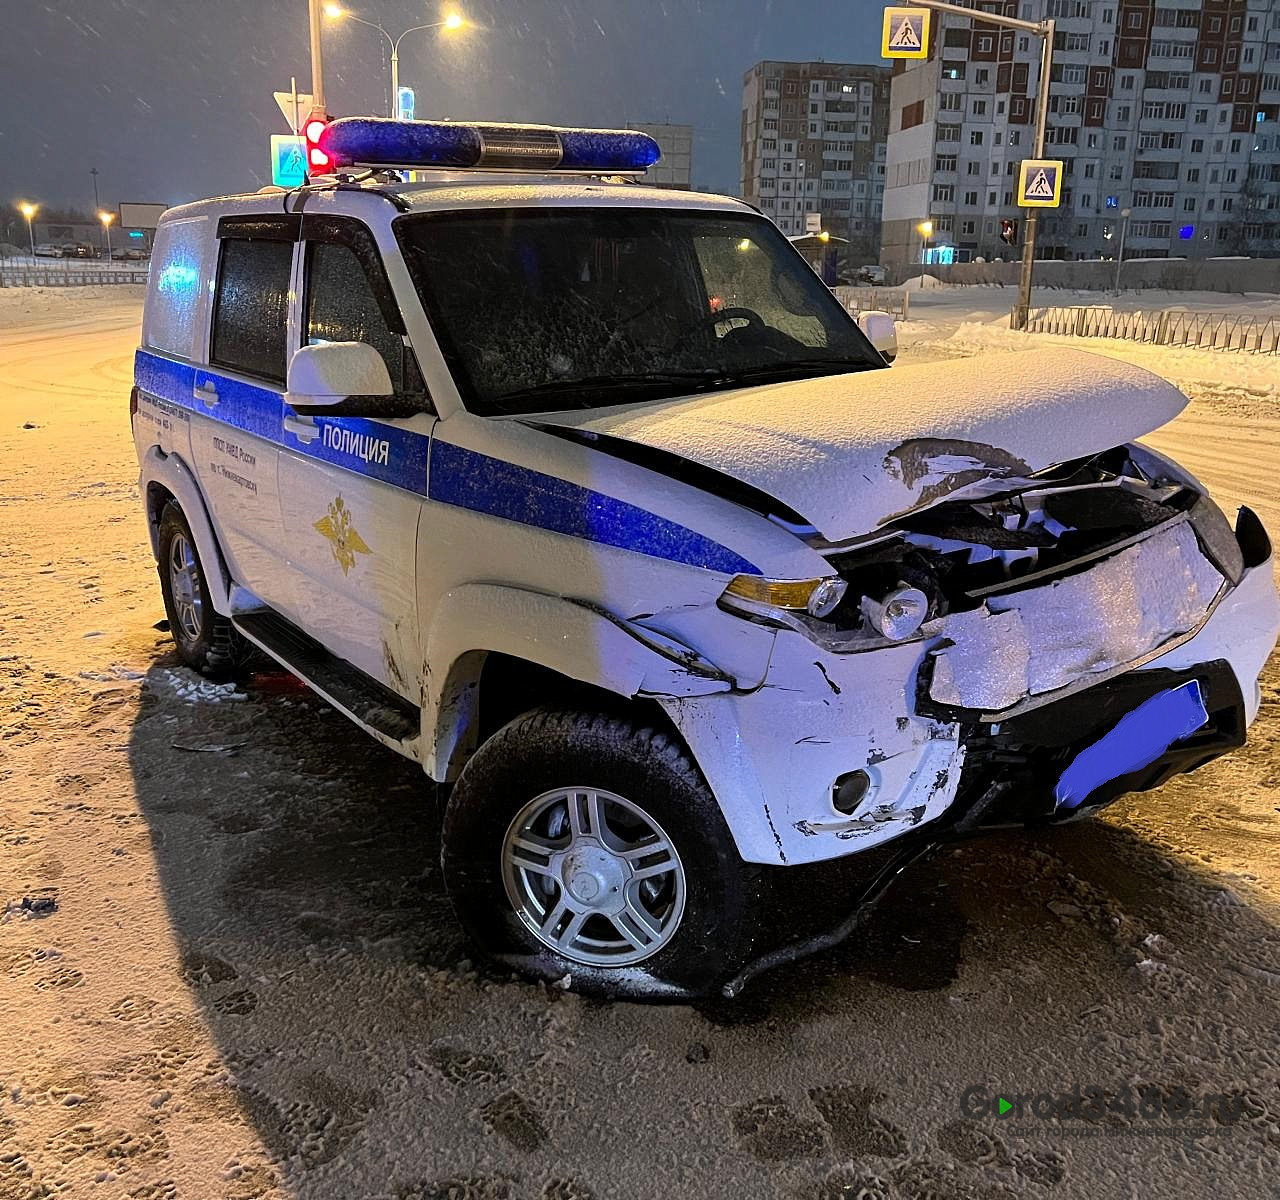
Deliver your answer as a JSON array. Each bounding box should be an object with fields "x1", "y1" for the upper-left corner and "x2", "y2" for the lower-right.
[
  {"x1": 302, "y1": 109, "x2": 332, "y2": 175},
  {"x1": 1000, "y1": 219, "x2": 1019, "y2": 245}
]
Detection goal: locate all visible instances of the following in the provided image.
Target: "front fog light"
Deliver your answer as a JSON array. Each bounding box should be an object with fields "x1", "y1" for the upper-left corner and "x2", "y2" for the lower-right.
[{"x1": 864, "y1": 585, "x2": 929, "y2": 641}]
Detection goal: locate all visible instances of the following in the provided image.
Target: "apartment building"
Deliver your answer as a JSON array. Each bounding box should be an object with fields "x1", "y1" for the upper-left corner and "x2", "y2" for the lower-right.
[
  {"x1": 741, "y1": 59, "x2": 892, "y2": 261},
  {"x1": 881, "y1": 0, "x2": 1280, "y2": 265},
  {"x1": 629, "y1": 123, "x2": 694, "y2": 189}
]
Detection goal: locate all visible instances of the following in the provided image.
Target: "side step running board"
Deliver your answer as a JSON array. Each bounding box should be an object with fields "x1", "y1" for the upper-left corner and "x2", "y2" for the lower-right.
[{"x1": 233, "y1": 609, "x2": 420, "y2": 744}]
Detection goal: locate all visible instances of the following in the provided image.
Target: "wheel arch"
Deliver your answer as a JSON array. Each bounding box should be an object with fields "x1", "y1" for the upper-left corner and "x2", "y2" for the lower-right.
[
  {"x1": 139, "y1": 447, "x2": 233, "y2": 616},
  {"x1": 422, "y1": 583, "x2": 728, "y2": 781}
]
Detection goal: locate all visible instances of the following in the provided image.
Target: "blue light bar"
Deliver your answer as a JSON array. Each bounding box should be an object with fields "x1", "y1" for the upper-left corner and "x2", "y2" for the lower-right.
[{"x1": 319, "y1": 117, "x2": 661, "y2": 174}]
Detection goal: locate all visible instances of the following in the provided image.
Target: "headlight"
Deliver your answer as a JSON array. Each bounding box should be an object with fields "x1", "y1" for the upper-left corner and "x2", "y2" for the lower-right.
[{"x1": 722, "y1": 574, "x2": 848, "y2": 619}]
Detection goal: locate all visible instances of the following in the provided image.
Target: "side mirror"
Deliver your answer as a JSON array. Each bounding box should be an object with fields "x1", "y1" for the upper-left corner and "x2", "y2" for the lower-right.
[
  {"x1": 857, "y1": 309, "x2": 898, "y2": 365},
  {"x1": 286, "y1": 341, "x2": 394, "y2": 409}
]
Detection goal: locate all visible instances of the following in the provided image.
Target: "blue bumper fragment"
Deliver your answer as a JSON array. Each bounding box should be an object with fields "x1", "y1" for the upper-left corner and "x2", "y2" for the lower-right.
[{"x1": 1054, "y1": 680, "x2": 1210, "y2": 810}]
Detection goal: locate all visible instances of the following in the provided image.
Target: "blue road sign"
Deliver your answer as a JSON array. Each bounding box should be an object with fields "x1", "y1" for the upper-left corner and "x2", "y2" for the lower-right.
[
  {"x1": 396, "y1": 87, "x2": 416, "y2": 121},
  {"x1": 270, "y1": 134, "x2": 307, "y2": 188}
]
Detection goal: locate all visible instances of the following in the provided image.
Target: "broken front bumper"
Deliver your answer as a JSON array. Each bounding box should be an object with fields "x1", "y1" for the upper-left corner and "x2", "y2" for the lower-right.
[{"x1": 662, "y1": 508, "x2": 1278, "y2": 868}]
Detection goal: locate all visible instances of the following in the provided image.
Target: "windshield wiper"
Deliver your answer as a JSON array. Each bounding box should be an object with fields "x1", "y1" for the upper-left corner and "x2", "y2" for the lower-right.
[
  {"x1": 712, "y1": 357, "x2": 883, "y2": 385},
  {"x1": 489, "y1": 370, "x2": 727, "y2": 412},
  {"x1": 488, "y1": 359, "x2": 881, "y2": 415}
]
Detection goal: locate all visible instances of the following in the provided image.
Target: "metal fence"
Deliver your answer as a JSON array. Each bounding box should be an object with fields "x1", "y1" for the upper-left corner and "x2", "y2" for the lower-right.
[
  {"x1": 1022, "y1": 305, "x2": 1280, "y2": 355},
  {"x1": 0, "y1": 259, "x2": 150, "y2": 287},
  {"x1": 834, "y1": 286, "x2": 910, "y2": 321},
  {"x1": 1, "y1": 266, "x2": 149, "y2": 287}
]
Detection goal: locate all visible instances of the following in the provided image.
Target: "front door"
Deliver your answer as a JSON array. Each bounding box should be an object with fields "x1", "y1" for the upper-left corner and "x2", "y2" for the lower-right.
[{"x1": 275, "y1": 216, "x2": 433, "y2": 701}]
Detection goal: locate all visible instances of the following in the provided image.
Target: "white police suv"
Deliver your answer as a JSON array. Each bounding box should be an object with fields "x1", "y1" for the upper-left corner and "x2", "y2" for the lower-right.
[{"x1": 133, "y1": 117, "x2": 1280, "y2": 998}]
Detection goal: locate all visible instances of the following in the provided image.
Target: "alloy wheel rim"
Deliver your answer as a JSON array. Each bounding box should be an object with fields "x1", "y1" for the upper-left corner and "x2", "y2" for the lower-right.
[
  {"x1": 167, "y1": 532, "x2": 203, "y2": 645},
  {"x1": 501, "y1": 786, "x2": 686, "y2": 967}
]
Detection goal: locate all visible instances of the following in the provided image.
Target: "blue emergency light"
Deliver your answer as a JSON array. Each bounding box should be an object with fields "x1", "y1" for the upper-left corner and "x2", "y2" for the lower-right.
[{"x1": 318, "y1": 117, "x2": 661, "y2": 174}]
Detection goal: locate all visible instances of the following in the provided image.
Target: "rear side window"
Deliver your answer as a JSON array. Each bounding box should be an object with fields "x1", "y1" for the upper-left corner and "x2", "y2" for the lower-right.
[
  {"x1": 142, "y1": 215, "x2": 207, "y2": 359},
  {"x1": 305, "y1": 241, "x2": 409, "y2": 390},
  {"x1": 211, "y1": 238, "x2": 293, "y2": 383}
]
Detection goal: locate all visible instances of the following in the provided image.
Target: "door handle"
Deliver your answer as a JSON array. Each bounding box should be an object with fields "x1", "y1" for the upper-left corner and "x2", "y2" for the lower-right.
[
  {"x1": 284, "y1": 413, "x2": 319, "y2": 444},
  {"x1": 193, "y1": 380, "x2": 219, "y2": 407}
]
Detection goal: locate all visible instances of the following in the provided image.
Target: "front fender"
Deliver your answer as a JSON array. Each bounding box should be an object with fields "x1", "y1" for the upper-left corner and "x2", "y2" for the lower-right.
[
  {"x1": 422, "y1": 583, "x2": 734, "y2": 780},
  {"x1": 138, "y1": 446, "x2": 233, "y2": 616}
]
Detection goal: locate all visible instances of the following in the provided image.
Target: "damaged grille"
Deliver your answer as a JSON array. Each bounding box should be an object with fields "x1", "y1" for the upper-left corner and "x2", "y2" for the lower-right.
[
  {"x1": 820, "y1": 448, "x2": 1238, "y2": 715},
  {"x1": 925, "y1": 518, "x2": 1224, "y2": 716}
]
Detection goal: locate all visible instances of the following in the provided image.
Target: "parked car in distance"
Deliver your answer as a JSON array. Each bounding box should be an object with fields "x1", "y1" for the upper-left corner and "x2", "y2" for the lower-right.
[
  {"x1": 855, "y1": 264, "x2": 886, "y2": 286},
  {"x1": 61, "y1": 242, "x2": 96, "y2": 259},
  {"x1": 33, "y1": 243, "x2": 63, "y2": 258}
]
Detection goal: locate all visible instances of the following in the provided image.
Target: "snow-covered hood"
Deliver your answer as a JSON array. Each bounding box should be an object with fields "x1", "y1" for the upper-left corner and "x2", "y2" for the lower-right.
[{"x1": 533, "y1": 348, "x2": 1190, "y2": 543}]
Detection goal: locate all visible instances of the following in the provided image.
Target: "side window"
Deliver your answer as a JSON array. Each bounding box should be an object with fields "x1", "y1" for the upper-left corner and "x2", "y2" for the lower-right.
[
  {"x1": 210, "y1": 238, "x2": 293, "y2": 383},
  {"x1": 305, "y1": 240, "x2": 416, "y2": 393}
]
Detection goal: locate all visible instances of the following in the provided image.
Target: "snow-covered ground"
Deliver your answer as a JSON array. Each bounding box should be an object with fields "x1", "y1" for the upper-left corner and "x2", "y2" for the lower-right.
[{"x1": 2, "y1": 286, "x2": 1279, "y2": 1199}]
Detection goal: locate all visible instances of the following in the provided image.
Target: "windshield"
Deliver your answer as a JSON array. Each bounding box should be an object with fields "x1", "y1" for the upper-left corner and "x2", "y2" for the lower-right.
[{"x1": 397, "y1": 208, "x2": 885, "y2": 416}]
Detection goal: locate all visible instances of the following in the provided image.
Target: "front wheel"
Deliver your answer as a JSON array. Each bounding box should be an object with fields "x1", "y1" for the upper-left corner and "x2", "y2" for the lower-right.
[
  {"x1": 156, "y1": 502, "x2": 252, "y2": 679},
  {"x1": 441, "y1": 708, "x2": 762, "y2": 998}
]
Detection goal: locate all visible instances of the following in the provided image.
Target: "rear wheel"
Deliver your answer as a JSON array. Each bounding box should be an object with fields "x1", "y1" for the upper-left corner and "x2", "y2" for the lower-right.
[
  {"x1": 441, "y1": 707, "x2": 762, "y2": 998},
  {"x1": 156, "y1": 502, "x2": 252, "y2": 679}
]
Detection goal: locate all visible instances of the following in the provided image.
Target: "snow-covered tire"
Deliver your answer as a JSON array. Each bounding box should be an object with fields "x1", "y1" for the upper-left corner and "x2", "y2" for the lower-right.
[
  {"x1": 156, "y1": 502, "x2": 252, "y2": 680},
  {"x1": 441, "y1": 707, "x2": 763, "y2": 999}
]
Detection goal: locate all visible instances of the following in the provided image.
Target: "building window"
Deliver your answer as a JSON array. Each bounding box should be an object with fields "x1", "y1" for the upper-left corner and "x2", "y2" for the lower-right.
[
  {"x1": 933, "y1": 184, "x2": 955, "y2": 202},
  {"x1": 964, "y1": 191, "x2": 979, "y2": 206},
  {"x1": 970, "y1": 130, "x2": 984, "y2": 145}
]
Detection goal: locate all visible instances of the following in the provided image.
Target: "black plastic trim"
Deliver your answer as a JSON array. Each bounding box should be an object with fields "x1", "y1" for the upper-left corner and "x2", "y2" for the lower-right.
[
  {"x1": 216, "y1": 213, "x2": 302, "y2": 242},
  {"x1": 1236, "y1": 505, "x2": 1272, "y2": 570}
]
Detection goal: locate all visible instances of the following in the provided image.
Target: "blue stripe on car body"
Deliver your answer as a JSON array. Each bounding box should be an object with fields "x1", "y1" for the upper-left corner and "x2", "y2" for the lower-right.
[
  {"x1": 135, "y1": 348, "x2": 758, "y2": 575},
  {"x1": 427, "y1": 440, "x2": 759, "y2": 575}
]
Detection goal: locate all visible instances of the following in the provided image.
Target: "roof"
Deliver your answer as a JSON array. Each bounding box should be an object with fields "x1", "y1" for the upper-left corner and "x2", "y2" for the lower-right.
[{"x1": 161, "y1": 174, "x2": 750, "y2": 225}]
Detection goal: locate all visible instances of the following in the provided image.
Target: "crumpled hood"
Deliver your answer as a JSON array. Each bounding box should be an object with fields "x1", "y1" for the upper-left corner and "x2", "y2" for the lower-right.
[{"x1": 532, "y1": 348, "x2": 1190, "y2": 543}]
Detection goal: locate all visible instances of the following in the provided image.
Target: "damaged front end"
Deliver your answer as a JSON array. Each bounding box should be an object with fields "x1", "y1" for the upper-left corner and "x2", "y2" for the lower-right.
[
  {"x1": 811, "y1": 442, "x2": 1274, "y2": 825},
  {"x1": 668, "y1": 439, "x2": 1276, "y2": 872}
]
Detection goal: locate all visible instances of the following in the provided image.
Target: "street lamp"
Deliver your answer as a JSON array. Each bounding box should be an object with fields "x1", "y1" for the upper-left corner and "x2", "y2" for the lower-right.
[
  {"x1": 326, "y1": 5, "x2": 469, "y2": 117},
  {"x1": 19, "y1": 202, "x2": 37, "y2": 261},
  {"x1": 1113, "y1": 207, "x2": 1132, "y2": 293},
  {"x1": 917, "y1": 219, "x2": 933, "y2": 281},
  {"x1": 99, "y1": 211, "x2": 115, "y2": 263}
]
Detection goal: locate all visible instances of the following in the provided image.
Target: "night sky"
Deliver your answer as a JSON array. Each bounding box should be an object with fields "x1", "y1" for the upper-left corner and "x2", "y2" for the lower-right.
[{"x1": 2, "y1": 0, "x2": 884, "y2": 213}]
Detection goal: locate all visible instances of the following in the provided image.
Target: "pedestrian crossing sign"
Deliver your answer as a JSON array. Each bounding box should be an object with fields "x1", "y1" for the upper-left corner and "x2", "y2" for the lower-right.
[
  {"x1": 882, "y1": 7, "x2": 930, "y2": 59},
  {"x1": 1017, "y1": 159, "x2": 1064, "y2": 207},
  {"x1": 270, "y1": 134, "x2": 307, "y2": 188}
]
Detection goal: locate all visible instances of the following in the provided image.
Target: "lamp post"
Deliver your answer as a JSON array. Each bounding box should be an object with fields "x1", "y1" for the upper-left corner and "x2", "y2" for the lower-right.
[
  {"x1": 325, "y1": 5, "x2": 467, "y2": 117},
  {"x1": 904, "y1": 1, "x2": 1055, "y2": 330},
  {"x1": 308, "y1": 0, "x2": 327, "y2": 109},
  {"x1": 99, "y1": 210, "x2": 115, "y2": 263},
  {"x1": 19, "y1": 202, "x2": 37, "y2": 261},
  {"x1": 917, "y1": 219, "x2": 933, "y2": 283},
  {"x1": 1113, "y1": 207, "x2": 1132, "y2": 293}
]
